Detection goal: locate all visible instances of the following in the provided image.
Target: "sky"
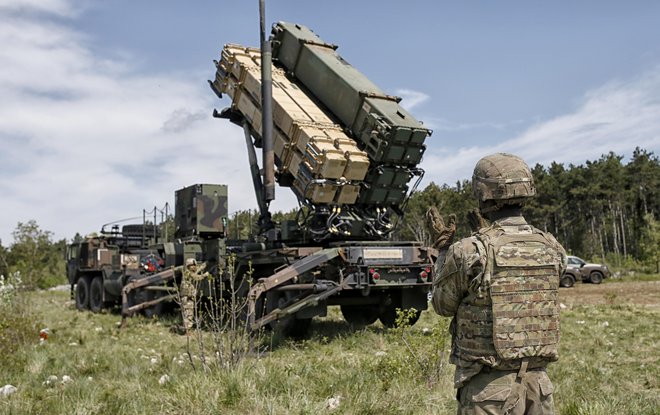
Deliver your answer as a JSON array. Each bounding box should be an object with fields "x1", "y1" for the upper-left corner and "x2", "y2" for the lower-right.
[{"x1": 1, "y1": 0, "x2": 659, "y2": 244}]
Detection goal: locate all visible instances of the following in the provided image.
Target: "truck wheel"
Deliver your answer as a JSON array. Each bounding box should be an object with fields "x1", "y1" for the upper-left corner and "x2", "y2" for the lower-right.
[
  {"x1": 266, "y1": 292, "x2": 312, "y2": 338},
  {"x1": 286, "y1": 318, "x2": 312, "y2": 339},
  {"x1": 379, "y1": 306, "x2": 421, "y2": 328},
  {"x1": 142, "y1": 291, "x2": 164, "y2": 319},
  {"x1": 89, "y1": 276, "x2": 104, "y2": 313},
  {"x1": 560, "y1": 275, "x2": 575, "y2": 288},
  {"x1": 340, "y1": 305, "x2": 379, "y2": 329},
  {"x1": 75, "y1": 276, "x2": 91, "y2": 311},
  {"x1": 127, "y1": 286, "x2": 164, "y2": 318},
  {"x1": 589, "y1": 271, "x2": 604, "y2": 284}
]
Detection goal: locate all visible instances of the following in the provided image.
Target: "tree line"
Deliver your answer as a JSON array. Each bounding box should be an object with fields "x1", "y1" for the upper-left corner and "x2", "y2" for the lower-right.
[
  {"x1": 2, "y1": 148, "x2": 658, "y2": 290},
  {"x1": 223, "y1": 149, "x2": 660, "y2": 271},
  {"x1": 398, "y1": 147, "x2": 660, "y2": 272}
]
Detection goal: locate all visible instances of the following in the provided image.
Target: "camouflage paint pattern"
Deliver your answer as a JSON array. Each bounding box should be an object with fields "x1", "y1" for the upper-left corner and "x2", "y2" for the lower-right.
[
  {"x1": 175, "y1": 184, "x2": 228, "y2": 238},
  {"x1": 180, "y1": 259, "x2": 211, "y2": 332},
  {"x1": 432, "y1": 216, "x2": 567, "y2": 382},
  {"x1": 472, "y1": 153, "x2": 536, "y2": 205},
  {"x1": 488, "y1": 231, "x2": 562, "y2": 361},
  {"x1": 457, "y1": 369, "x2": 555, "y2": 415}
]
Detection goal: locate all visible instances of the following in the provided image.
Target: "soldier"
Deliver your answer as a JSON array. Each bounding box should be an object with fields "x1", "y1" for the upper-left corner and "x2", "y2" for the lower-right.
[
  {"x1": 432, "y1": 153, "x2": 567, "y2": 414},
  {"x1": 180, "y1": 258, "x2": 209, "y2": 333}
]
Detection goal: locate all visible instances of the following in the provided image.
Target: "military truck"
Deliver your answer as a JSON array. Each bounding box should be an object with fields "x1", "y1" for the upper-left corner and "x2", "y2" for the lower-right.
[
  {"x1": 68, "y1": 21, "x2": 438, "y2": 334},
  {"x1": 66, "y1": 223, "x2": 168, "y2": 315}
]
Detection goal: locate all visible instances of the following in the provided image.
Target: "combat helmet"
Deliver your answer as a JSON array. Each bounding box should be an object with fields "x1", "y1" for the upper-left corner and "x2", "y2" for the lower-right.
[{"x1": 472, "y1": 153, "x2": 536, "y2": 211}]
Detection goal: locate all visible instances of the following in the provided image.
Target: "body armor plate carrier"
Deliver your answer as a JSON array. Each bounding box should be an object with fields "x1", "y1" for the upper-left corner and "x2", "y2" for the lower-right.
[{"x1": 486, "y1": 229, "x2": 561, "y2": 360}]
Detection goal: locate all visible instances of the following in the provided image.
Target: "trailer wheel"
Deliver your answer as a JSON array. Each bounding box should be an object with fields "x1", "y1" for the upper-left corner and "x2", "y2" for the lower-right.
[
  {"x1": 340, "y1": 305, "x2": 379, "y2": 329},
  {"x1": 89, "y1": 276, "x2": 104, "y2": 313},
  {"x1": 75, "y1": 276, "x2": 91, "y2": 311},
  {"x1": 379, "y1": 306, "x2": 421, "y2": 328},
  {"x1": 142, "y1": 291, "x2": 165, "y2": 319},
  {"x1": 127, "y1": 286, "x2": 164, "y2": 318},
  {"x1": 286, "y1": 318, "x2": 312, "y2": 339},
  {"x1": 266, "y1": 292, "x2": 312, "y2": 338}
]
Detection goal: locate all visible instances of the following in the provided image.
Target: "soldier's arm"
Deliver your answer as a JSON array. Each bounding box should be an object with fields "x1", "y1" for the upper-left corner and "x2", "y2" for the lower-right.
[
  {"x1": 558, "y1": 244, "x2": 568, "y2": 275},
  {"x1": 431, "y1": 243, "x2": 464, "y2": 317},
  {"x1": 546, "y1": 232, "x2": 568, "y2": 274}
]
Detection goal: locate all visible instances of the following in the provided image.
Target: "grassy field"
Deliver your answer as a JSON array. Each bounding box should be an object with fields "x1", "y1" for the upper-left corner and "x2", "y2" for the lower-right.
[{"x1": 1, "y1": 280, "x2": 659, "y2": 415}]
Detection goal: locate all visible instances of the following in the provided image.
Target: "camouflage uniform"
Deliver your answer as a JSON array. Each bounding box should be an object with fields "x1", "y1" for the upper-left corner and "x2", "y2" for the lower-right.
[
  {"x1": 181, "y1": 258, "x2": 209, "y2": 332},
  {"x1": 432, "y1": 153, "x2": 567, "y2": 415}
]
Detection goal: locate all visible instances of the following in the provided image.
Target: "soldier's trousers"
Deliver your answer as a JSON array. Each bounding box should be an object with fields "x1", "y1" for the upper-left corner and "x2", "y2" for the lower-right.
[
  {"x1": 181, "y1": 295, "x2": 195, "y2": 331},
  {"x1": 180, "y1": 279, "x2": 197, "y2": 331},
  {"x1": 457, "y1": 368, "x2": 554, "y2": 415}
]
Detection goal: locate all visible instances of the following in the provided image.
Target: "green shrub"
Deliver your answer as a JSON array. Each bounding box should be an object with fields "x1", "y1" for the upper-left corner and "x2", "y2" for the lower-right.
[
  {"x1": 0, "y1": 272, "x2": 40, "y2": 370},
  {"x1": 375, "y1": 308, "x2": 451, "y2": 388}
]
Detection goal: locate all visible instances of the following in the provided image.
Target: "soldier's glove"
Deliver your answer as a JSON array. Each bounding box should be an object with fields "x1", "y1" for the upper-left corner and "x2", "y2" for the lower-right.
[
  {"x1": 190, "y1": 263, "x2": 210, "y2": 282},
  {"x1": 426, "y1": 206, "x2": 457, "y2": 250},
  {"x1": 467, "y1": 207, "x2": 489, "y2": 232}
]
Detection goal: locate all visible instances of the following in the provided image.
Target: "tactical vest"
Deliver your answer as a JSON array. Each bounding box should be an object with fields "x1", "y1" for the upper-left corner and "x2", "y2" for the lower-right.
[{"x1": 454, "y1": 223, "x2": 561, "y2": 365}]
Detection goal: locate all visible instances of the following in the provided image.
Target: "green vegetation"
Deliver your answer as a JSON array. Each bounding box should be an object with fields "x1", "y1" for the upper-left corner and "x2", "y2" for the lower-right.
[
  {"x1": 0, "y1": 272, "x2": 40, "y2": 373},
  {"x1": 555, "y1": 304, "x2": 659, "y2": 415},
  {"x1": 398, "y1": 148, "x2": 660, "y2": 273},
  {"x1": 1, "y1": 150, "x2": 658, "y2": 412},
  {"x1": 605, "y1": 272, "x2": 660, "y2": 283},
  {"x1": 1, "y1": 287, "x2": 658, "y2": 414},
  {"x1": 0, "y1": 220, "x2": 67, "y2": 289}
]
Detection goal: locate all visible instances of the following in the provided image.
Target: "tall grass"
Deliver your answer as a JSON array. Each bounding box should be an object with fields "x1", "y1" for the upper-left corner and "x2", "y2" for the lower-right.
[{"x1": 0, "y1": 287, "x2": 658, "y2": 414}]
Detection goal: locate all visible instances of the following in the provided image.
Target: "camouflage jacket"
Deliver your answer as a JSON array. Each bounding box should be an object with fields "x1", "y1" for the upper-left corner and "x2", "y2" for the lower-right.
[{"x1": 432, "y1": 215, "x2": 567, "y2": 388}]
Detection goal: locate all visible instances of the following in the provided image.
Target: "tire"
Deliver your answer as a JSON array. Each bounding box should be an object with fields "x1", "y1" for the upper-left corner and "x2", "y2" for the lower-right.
[
  {"x1": 75, "y1": 276, "x2": 91, "y2": 311},
  {"x1": 122, "y1": 224, "x2": 159, "y2": 238},
  {"x1": 142, "y1": 291, "x2": 164, "y2": 319},
  {"x1": 340, "y1": 305, "x2": 379, "y2": 329},
  {"x1": 286, "y1": 318, "x2": 312, "y2": 339},
  {"x1": 89, "y1": 276, "x2": 104, "y2": 313},
  {"x1": 266, "y1": 292, "x2": 312, "y2": 338},
  {"x1": 127, "y1": 287, "x2": 164, "y2": 318},
  {"x1": 589, "y1": 271, "x2": 604, "y2": 284},
  {"x1": 379, "y1": 306, "x2": 421, "y2": 328},
  {"x1": 560, "y1": 275, "x2": 575, "y2": 288}
]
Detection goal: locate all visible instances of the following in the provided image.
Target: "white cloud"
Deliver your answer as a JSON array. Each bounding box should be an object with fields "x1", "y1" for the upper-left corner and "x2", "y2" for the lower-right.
[
  {"x1": 0, "y1": 3, "x2": 297, "y2": 243},
  {"x1": 2, "y1": 1, "x2": 659, "y2": 244},
  {"x1": 395, "y1": 88, "x2": 429, "y2": 112},
  {"x1": 422, "y1": 117, "x2": 526, "y2": 133},
  {"x1": 0, "y1": 0, "x2": 75, "y2": 15},
  {"x1": 421, "y1": 68, "x2": 660, "y2": 187}
]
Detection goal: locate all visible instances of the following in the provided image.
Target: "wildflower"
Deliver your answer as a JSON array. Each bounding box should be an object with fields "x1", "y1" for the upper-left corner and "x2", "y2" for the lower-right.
[{"x1": 324, "y1": 395, "x2": 342, "y2": 411}]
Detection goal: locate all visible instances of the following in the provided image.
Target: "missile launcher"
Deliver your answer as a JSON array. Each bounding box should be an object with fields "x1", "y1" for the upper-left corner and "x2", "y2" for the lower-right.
[
  {"x1": 67, "y1": 19, "x2": 437, "y2": 337},
  {"x1": 214, "y1": 44, "x2": 370, "y2": 205},
  {"x1": 271, "y1": 22, "x2": 431, "y2": 168},
  {"x1": 212, "y1": 22, "x2": 430, "y2": 238}
]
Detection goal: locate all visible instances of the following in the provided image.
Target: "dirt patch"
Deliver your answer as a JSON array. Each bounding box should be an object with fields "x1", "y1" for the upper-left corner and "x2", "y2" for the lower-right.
[{"x1": 559, "y1": 280, "x2": 660, "y2": 309}]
